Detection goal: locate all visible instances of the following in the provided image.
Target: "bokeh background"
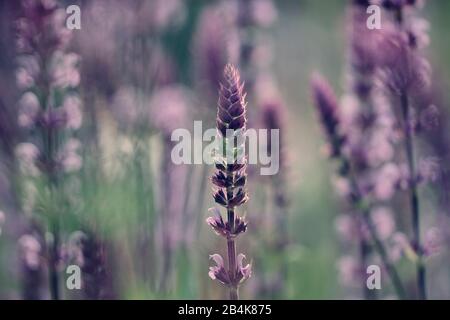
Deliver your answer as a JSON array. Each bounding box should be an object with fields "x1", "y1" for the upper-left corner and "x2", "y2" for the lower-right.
[{"x1": 1, "y1": 0, "x2": 450, "y2": 299}]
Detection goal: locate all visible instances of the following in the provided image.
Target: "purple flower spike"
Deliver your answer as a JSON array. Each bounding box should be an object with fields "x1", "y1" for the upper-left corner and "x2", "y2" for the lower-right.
[
  {"x1": 207, "y1": 64, "x2": 250, "y2": 300},
  {"x1": 217, "y1": 64, "x2": 248, "y2": 137},
  {"x1": 311, "y1": 73, "x2": 344, "y2": 158}
]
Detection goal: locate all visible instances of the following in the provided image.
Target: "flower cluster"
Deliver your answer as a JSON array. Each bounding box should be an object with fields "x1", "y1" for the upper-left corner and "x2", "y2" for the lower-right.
[
  {"x1": 14, "y1": 0, "x2": 82, "y2": 300},
  {"x1": 312, "y1": 0, "x2": 443, "y2": 299},
  {"x1": 207, "y1": 64, "x2": 251, "y2": 297},
  {"x1": 15, "y1": 0, "x2": 82, "y2": 178}
]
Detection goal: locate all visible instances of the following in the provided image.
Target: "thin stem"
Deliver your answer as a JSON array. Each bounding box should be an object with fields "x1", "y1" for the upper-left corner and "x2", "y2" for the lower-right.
[
  {"x1": 344, "y1": 159, "x2": 407, "y2": 299},
  {"x1": 49, "y1": 218, "x2": 60, "y2": 300},
  {"x1": 400, "y1": 93, "x2": 426, "y2": 300},
  {"x1": 226, "y1": 180, "x2": 239, "y2": 300},
  {"x1": 227, "y1": 237, "x2": 238, "y2": 300},
  {"x1": 359, "y1": 235, "x2": 376, "y2": 300},
  {"x1": 362, "y1": 212, "x2": 407, "y2": 299}
]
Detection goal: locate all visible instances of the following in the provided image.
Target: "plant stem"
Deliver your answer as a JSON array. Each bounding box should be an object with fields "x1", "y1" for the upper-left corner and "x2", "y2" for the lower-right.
[
  {"x1": 227, "y1": 182, "x2": 239, "y2": 300},
  {"x1": 400, "y1": 93, "x2": 426, "y2": 300},
  {"x1": 345, "y1": 159, "x2": 407, "y2": 299},
  {"x1": 362, "y1": 211, "x2": 407, "y2": 299},
  {"x1": 49, "y1": 218, "x2": 60, "y2": 300},
  {"x1": 359, "y1": 235, "x2": 376, "y2": 300},
  {"x1": 227, "y1": 237, "x2": 238, "y2": 300}
]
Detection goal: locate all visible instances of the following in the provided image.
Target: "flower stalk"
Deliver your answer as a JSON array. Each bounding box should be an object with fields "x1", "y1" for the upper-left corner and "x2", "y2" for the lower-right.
[{"x1": 207, "y1": 64, "x2": 251, "y2": 300}]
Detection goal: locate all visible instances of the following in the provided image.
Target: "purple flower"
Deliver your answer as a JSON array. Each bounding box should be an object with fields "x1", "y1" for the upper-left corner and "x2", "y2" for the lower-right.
[
  {"x1": 370, "y1": 207, "x2": 396, "y2": 240},
  {"x1": 217, "y1": 64, "x2": 248, "y2": 137},
  {"x1": 208, "y1": 254, "x2": 230, "y2": 285},
  {"x1": 208, "y1": 64, "x2": 250, "y2": 299},
  {"x1": 17, "y1": 92, "x2": 40, "y2": 128},
  {"x1": 206, "y1": 208, "x2": 247, "y2": 239},
  {"x1": 50, "y1": 52, "x2": 81, "y2": 89},
  {"x1": 18, "y1": 234, "x2": 42, "y2": 270},
  {"x1": 337, "y1": 255, "x2": 362, "y2": 287},
  {"x1": 417, "y1": 157, "x2": 440, "y2": 184},
  {"x1": 377, "y1": 31, "x2": 431, "y2": 96},
  {"x1": 208, "y1": 252, "x2": 251, "y2": 287},
  {"x1": 234, "y1": 254, "x2": 252, "y2": 284},
  {"x1": 149, "y1": 85, "x2": 193, "y2": 134},
  {"x1": 311, "y1": 73, "x2": 344, "y2": 158},
  {"x1": 62, "y1": 96, "x2": 83, "y2": 130},
  {"x1": 15, "y1": 143, "x2": 40, "y2": 176},
  {"x1": 250, "y1": 0, "x2": 278, "y2": 28},
  {"x1": 193, "y1": 6, "x2": 230, "y2": 102},
  {"x1": 57, "y1": 138, "x2": 82, "y2": 173},
  {"x1": 423, "y1": 228, "x2": 443, "y2": 257}
]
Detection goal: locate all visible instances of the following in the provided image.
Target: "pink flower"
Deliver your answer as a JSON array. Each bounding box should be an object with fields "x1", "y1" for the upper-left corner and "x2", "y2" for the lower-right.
[
  {"x1": 58, "y1": 139, "x2": 82, "y2": 173},
  {"x1": 235, "y1": 254, "x2": 252, "y2": 285},
  {"x1": 18, "y1": 234, "x2": 42, "y2": 270},
  {"x1": 208, "y1": 254, "x2": 230, "y2": 285},
  {"x1": 337, "y1": 255, "x2": 361, "y2": 287},
  {"x1": 373, "y1": 163, "x2": 401, "y2": 201},
  {"x1": 250, "y1": 0, "x2": 278, "y2": 28},
  {"x1": 63, "y1": 96, "x2": 83, "y2": 130},
  {"x1": 335, "y1": 215, "x2": 360, "y2": 242},
  {"x1": 423, "y1": 227, "x2": 443, "y2": 257},
  {"x1": 51, "y1": 53, "x2": 80, "y2": 88},
  {"x1": 371, "y1": 207, "x2": 396, "y2": 240},
  {"x1": 18, "y1": 92, "x2": 40, "y2": 128},
  {"x1": 15, "y1": 143, "x2": 40, "y2": 176}
]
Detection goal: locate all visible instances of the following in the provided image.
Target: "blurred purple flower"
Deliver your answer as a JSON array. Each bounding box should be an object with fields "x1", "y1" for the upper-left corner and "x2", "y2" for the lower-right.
[
  {"x1": 18, "y1": 234, "x2": 42, "y2": 270},
  {"x1": 311, "y1": 73, "x2": 344, "y2": 158},
  {"x1": 419, "y1": 104, "x2": 439, "y2": 131},
  {"x1": 250, "y1": 0, "x2": 278, "y2": 28},
  {"x1": 15, "y1": 142, "x2": 39, "y2": 176},
  {"x1": 370, "y1": 207, "x2": 396, "y2": 240},
  {"x1": 418, "y1": 157, "x2": 440, "y2": 184},
  {"x1": 149, "y1": 85, "x2": 193, "y2": 134},
  {"x1": 15, "y1": 56, "x2": 39, "y2": 90},
  {"x1": 423, "y1": 227, "x2": 443, "y2": 257},
  {"x1": 50, "y1": 52, "x2": 81, "y2": 89},
  {"x1": 62, "y1": 95, "x2": 83, "y2": 130},
  {"x1": 193, "y1": 4, "x2": 238, "y2": 106},
  {"x1": 377, "y1": 31, "x2": 431, "y2": 97},
  {"x1": 337, "y1": 255, "x2": 362, "y2": 287},
  {"x1": 17, "y1": 92, "x2": 40, "y2": 128},
  {"x1": 57, "y1": 138, "x2": 82, "y2": 173}
]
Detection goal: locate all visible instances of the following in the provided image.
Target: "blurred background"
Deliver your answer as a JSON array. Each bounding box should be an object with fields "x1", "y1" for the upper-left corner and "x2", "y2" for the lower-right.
[{"x1": 0, "y1": 0, "x2": 450, "y2": 299}]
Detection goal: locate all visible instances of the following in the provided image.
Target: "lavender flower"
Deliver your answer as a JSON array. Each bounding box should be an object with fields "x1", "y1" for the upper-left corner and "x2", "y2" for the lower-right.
[
  {"x1": 376, "y1": 1, "x2": 433, "y2": 299},
  {"x1": 15, "y1": 0, "x2": 82, "y2": 300},
  {"x1": 192, "y1": 6, "x2": 230, "y2": 105},
  {"x1": 150, "y1": 85, "x2": 192, "y2": 292},
  {"x1": 67, "y1": 231, "x2": 117, "y2": 299},
  {"x1": 207, "y1": 64, "x2": 251, "y2": 300},
  {"x1": 311, "y1": 73, "x2": 344, "y2": 158},
  {"x1": 310, "y1": 2, "x2": 410, "y2": 299},
  {"x1": 18, "y1": 222, "x2": 46, "y2": 300}
]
